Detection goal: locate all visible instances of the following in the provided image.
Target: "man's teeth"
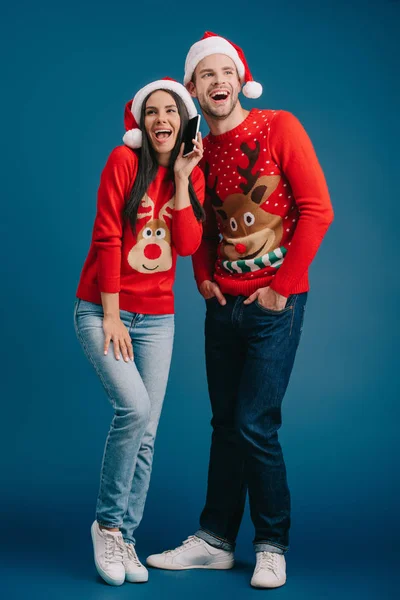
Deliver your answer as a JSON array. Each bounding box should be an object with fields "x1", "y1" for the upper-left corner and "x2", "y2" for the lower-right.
[{"x1": 211, "y1": 91, "x2": 229, "y2": 100}]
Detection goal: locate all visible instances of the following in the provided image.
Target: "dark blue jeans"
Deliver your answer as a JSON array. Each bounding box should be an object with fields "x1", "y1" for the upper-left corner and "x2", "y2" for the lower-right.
[{"x1": 195, "y1": 293, "x2": 307, "y2": 554}]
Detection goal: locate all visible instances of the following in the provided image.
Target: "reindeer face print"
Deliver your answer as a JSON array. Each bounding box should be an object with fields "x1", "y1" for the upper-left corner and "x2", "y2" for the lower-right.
[
  {"x1": 128, "y1": 195, "x2": 174, "y2": 273},
  {"x1": 206, "y1": 141, "x2": 283, "y2": 263},
  {"x1": 215, "y1": 189, "x2": 282, "y2": 261}
]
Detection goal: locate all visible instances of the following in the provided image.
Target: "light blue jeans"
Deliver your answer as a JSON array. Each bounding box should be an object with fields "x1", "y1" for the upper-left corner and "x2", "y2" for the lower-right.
[{"x1": 73, "y1": 298, "x2": 174, "y2": 545}]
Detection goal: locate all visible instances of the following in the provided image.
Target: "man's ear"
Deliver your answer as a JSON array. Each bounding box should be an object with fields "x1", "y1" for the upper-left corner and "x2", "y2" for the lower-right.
[{"x1": 186, "y1": 81, "x2": 197, "y2": 98}]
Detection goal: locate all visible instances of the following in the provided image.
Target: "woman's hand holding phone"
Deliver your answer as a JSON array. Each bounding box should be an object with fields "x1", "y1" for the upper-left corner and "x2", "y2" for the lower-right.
[{"x1": 174, "y1": 132, "x2": 203, "y2": 182}]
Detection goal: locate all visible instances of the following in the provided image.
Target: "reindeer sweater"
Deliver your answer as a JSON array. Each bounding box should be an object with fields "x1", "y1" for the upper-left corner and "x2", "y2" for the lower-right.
[
  {"x1": 192, "y1": 109, "x2": 334, "y2": 298},
  {"x1": 76, "y1": 146, "x2": 205, "y2": 314}
]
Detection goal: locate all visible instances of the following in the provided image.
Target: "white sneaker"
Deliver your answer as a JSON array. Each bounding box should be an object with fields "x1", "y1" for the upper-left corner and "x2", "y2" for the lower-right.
[
  {"x1": 124, "y1": 542, "x2": 149, "y2": 583},
  {"x1": 90, "y1": 521, "x2": 125, "y2": 586},
  {"x1": 146, "y1": 535, "x2": 234, "y2": 570},
  {"x1": 250, "y1": 551, "x2": 286, "y2": 588}
]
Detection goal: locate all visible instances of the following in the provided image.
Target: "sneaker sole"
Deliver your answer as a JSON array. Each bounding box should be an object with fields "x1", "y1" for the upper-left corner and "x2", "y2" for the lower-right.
[
  {"x1": 147, "y1": 559, "x2": 235, "y2": 571},
  {"x1": 91, "y1": 523, "x2": 125, "y2": 586},
  {"x1": 250, "y1": 577, "x2": 286, "y2": 589},
  {"x1": 125, "y1": 572, "x2": 149, "y2": 583}
]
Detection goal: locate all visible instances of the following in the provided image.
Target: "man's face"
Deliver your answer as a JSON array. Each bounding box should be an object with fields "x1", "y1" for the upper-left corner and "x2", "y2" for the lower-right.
[{"x1": 188, "y1": 54, "x2": 241, "y2": 120}]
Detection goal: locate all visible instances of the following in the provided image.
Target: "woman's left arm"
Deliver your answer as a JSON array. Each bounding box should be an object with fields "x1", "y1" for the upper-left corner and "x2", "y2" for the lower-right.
[{"x1": 172, "y1": 135, "x2": 205, "y2": 256}]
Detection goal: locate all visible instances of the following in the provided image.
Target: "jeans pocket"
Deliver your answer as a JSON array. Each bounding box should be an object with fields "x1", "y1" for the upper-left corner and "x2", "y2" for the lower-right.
[
  {"x1": 255, "y1": 294, "x2": 297, "y2": 315},
  {"x1": 205, "y1": 296, "x2": 219, "y2": 309},
  {"x1": 299, "y1": 303, "x2": 306, "y2": 334},
  {"x1": 75, "y1": 299, "x2": 104, "y2": 317},
  {"x1": 74, "y1": 298, "x2": 80, "y2": 316},
  {"x1": 73, "y1": 298, "x2": 80, "y2": 332}
]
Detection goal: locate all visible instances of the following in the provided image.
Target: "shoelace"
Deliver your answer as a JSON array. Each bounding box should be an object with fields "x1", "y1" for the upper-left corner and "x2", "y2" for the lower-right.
[
  {"x1": 125, "y1": 543, "x2": 142, "y2": 567},
  {"x1": 163, "y1": 535, "x2": 201, "y2": 556},
  {"x1": 258, "y1": 551, "x2": 279, "y2": 574},
  {"x1": 104, "y1": 533, "x2": 125, "y2": 564}
]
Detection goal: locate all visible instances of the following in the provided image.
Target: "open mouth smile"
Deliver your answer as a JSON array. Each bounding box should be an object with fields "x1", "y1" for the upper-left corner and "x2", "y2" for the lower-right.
[
  {"x1": 153, "y1": 129, "x2": 173, "y2": 143},
  {"x1": 209, "y1": 89, "x2": 230, "y2": 103}
]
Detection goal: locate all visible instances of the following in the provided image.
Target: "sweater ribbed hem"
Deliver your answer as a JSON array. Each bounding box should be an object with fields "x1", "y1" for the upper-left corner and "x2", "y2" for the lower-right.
[
  {"x1": 76, "y1": 282, "x2": 175, "y2": 315},
  {"x1": 215, "y1": 272, "x2": 309, "y2": 297}
]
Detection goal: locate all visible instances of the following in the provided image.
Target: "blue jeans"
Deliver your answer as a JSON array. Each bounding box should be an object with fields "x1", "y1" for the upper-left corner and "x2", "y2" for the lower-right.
[
  {"x1": 73, "y1": 299, "x2": 174, "y2": 545},
  {"x1": 195, "y1": 293, "x2": 307, "y2": 554}
]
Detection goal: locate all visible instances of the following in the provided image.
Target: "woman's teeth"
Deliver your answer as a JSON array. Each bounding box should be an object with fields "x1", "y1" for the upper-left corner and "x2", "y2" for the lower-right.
[{"x1": 155, "y1": 130, "x2": 172, "y2": 140}]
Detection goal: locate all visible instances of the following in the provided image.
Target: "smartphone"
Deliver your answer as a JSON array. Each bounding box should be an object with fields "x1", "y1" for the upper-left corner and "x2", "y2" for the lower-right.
[{"x1": 183, "y1": 115, "x2": 201, "y2": 157}]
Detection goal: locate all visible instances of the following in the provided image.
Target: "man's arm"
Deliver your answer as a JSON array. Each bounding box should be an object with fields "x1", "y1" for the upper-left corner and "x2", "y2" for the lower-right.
[
  {"x1": 267, "y1": 110, "x2": 334, "y2": 298},
  {"x1": 191, "y1": 191, "x2": 218, "y2": 285},
  {"x1": 192, "y1": 193, "x2": 226, "y2": 304}
]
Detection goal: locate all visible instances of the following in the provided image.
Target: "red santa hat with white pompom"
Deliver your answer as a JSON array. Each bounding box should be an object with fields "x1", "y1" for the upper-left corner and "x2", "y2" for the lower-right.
[{"x1": 183, "y1": 31, "x2": 263, "y2": 99}]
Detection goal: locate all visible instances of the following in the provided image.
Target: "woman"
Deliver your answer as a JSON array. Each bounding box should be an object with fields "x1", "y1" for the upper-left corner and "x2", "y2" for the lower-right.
[{"x1": 74, "y1": 78, "x2": 205, "y2": 586}]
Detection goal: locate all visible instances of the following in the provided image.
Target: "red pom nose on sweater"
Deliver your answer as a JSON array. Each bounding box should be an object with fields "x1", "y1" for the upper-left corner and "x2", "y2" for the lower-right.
[
  {"x1": 235, "y1": 243, "x2": 247, "y2": 254},
  {"x1": 144, "y1": 244, "x2": 162, "y2": 260}
]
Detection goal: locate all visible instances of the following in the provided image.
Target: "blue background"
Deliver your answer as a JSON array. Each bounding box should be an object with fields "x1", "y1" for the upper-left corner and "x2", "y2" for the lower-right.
[{"x1": 2, "y1": 0, "x2": 398, "y2": 598}]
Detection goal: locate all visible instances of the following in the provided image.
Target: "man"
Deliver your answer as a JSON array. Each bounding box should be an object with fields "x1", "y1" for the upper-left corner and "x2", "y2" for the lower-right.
[{"x1": 147, "y1": 32, "x2": 334, "y2": 588}]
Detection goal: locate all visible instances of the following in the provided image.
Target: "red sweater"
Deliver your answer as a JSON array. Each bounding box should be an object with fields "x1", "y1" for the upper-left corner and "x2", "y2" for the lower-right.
[
  {"x1": 77, "y1": 145, "x2": 205, "y2": 314},
  {"x1": 192, "y1": 109, "x2": 334, "y2": 298}
]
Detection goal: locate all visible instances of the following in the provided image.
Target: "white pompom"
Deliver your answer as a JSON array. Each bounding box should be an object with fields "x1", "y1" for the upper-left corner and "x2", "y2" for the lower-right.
[
  {"x1": 242, "y1": 81, "x2": 263, "y2": 99},
  {"x1": 123, "y1": 128, "x2": 142, "y2": 148}
]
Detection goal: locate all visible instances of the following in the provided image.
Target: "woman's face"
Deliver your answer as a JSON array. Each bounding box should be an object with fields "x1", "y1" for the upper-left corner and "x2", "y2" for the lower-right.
[{"x1": 144, "y1": 90, "x2": 181, "y2": 164}]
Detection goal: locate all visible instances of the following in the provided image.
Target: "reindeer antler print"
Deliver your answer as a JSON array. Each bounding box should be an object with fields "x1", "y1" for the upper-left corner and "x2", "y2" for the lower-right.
[
  {"x1": 204, "y1": 162, "x2": 223, "y2": 208},
  {"x1": 159, "y1": 197, "x2": 175, "y2": 223},
  {"x1": 137, "y1": 195, "x2": 155, "y2": 220},
  {"x1": 238, "y1": 141, "x2": 262, "y2": 195}
]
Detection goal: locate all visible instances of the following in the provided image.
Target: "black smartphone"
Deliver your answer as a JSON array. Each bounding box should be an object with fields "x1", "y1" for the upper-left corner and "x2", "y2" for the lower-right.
[{"x1": 183, "y1": 115, "x2": 201, "y2": 157}]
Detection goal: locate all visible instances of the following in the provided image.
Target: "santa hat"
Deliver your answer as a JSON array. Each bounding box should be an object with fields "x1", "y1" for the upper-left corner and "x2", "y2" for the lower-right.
[
  {"x1": 184, "y1": 31, "x2": 262, "y2": 99},
  {"x1": 123, "y1": 77, "x2": 198, "y2": 149}
]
